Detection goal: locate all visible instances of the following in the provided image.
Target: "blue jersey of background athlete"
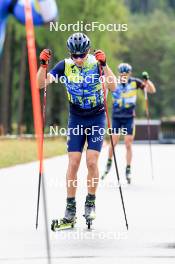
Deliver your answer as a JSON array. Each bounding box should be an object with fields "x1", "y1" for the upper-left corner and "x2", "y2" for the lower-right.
[
  {"x1": 112, "y1": 77, "x2": 145, "y2": 118},
  {"x1": 49, "y1": 54, "x2": 104, "y2": 111}
]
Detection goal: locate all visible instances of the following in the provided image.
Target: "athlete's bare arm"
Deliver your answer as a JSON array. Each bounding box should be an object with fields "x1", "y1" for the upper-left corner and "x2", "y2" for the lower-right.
[
  {"x1": 37, "y1": 67, "x2": 54, "y2": 89},
  {"x1": 144, "y1": 80, "x2": 156, "y2": 93},
  {"x1": 103, "y1": 65, "x2": 117, "y2": 92}
]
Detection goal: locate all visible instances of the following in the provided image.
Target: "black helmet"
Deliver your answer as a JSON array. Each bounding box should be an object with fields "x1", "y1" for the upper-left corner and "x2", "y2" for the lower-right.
[
  {"x1": 118, "y1": 63, "x2": 132, "y2": 73},
  {"x1": 67, "y1": 33, "x2": 91, "y2": 54}
]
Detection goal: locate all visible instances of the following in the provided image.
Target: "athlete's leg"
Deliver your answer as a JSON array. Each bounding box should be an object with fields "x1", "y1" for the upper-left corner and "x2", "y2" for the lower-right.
[
  {"x1": 124, "y1": 134, "x2": 134, "y2": 184},
  {"x1": 108, "y1": 134, "x2": 120, "y2": 159},
  {"x1": 61, "y1": 152, "x2": 81, "y2": 222},
  {"x1": 66, "y1": 113, "x2": 86, "y2": 197},
  {"x1": 101, "y1": 135, "x2": 120, "y2": 179},
  {"x1": 124, "y1": 135, "x2": 134, "y2": 166},
  {"x1": 123, "y1": 117, "x2": 135, "y2": 183},
  {"x1": 86, "y1": 150, "x2": 100, "y2": 194},
  {"x1": 102, "y1": 117, "x2": 121, "y2": 178},
  {"x1": 63, "y1": 113, "x2": 86, "y2": 221},
  {"x1": 66, "y1": 152, "x2": 82, "y2": 197},
  {"x1": 84, "y1": 112, "x2": 105, "y2": 220},
  {"x1": 108, "y1": 116, "x2": 121, "y2": 159},
  {"x1": 84, "y1": 149, "x2": 100, "y2": 221},
  {"x1": 124, "y1": 117, "x2": 135, "y2": 166}
]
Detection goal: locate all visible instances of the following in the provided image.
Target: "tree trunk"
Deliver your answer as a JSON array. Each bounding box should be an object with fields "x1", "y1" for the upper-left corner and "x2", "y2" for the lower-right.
[
  {"x1": 141, "y1": 0, "x2": 149, "y2": 13},
  {"x1": 17, "y1": 40, "x2": 27, "y2": 135},
  {"x1": 0, "y1": 24, "x2": 14, "y2": 134}
]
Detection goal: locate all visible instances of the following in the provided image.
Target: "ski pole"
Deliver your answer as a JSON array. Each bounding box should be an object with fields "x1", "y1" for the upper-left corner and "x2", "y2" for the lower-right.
[
  {"x1": 24, "y1": 1, "x2": 51, "y2": 263},
  {"x1": 142, "y1": 72, "x2": 154, "y2": 180},
  {"x1": 36, "y1": 64, "x2": 48, "y2": 229},
  {"x1": 99, "y1": 64, "x2": 129, "y2": 230}
]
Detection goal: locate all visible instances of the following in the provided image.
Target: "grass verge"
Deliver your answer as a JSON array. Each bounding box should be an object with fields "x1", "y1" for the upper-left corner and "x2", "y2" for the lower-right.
[{"x1": 0, "y1": 137, "x2": 67, "y2": 168}]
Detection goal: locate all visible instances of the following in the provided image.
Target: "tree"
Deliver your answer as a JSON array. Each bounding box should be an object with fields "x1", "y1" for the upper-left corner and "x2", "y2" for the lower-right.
[
  {"x1": 0, "y1": 23, "x2": 15, "y2": 134},
  {"x1": 18, "y1": 39, "x2": 27, "y2": 134},
  {"x1": 122, "y1": 10, "x2": 175, "y2": 118}
]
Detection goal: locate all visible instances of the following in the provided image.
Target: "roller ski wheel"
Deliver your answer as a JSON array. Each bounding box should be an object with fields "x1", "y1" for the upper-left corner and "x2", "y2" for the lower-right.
[
  {"x1": 86, "y1": 218, "x2": 92, "y2": 230},
  {"x1": 83, "y1": 214, "x2": 95, "y2": 230},
  {"x1": 51, "y1": 217, "x2": 76, "y2": 232}
]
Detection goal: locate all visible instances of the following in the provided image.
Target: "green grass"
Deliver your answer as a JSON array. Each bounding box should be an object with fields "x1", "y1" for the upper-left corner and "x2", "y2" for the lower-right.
[{"x1": 0, "y1": 137, "x2": 67, "y2": 168}]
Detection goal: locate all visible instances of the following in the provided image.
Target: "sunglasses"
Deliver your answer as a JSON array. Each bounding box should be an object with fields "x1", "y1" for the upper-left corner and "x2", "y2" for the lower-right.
[
  {"x1": 119, "y1": 70, "x2": 130, "y2": 74},
  {"x1": 71, "y1": 53, "x2": 87, "y2": 59}
]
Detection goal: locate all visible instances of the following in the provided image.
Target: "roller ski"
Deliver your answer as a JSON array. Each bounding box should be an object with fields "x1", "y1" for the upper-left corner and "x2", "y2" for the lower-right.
[
  {"x1": 101, "y1": 158, "x2": 112, "y2": 180},
  {"x1": 83, "y1": 194, "x2": 96, "y2": 229},
  {"x1": 51, "y1": 217, "x2": 76, "y2": 231},
  {"x1": 126, "y1": 165, "x2": 131, "y2": 184},
  {"x1": 51, "y1": 198, "x2": 76, "y2": 231}
]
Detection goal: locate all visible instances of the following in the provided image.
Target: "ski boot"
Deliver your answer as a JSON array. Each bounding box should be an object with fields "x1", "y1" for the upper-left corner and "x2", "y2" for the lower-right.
[
  {"x1": 101, "y1": 158, "x2": 112, "y2": 180},
  {"x1": 83, "y1": 194, "x2": 96, "y2": 229},
  {"x1": 51, "y1": 198, "x2": 76, "y2": 231},
  {"x1": 126, "y1": 165, "x2": 131, "y2": 184}
]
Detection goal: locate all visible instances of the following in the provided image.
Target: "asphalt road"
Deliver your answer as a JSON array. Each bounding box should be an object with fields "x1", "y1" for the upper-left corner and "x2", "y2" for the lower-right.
[{"x1": 0, "y1": 144, "x2": 174, "y2": 264}]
